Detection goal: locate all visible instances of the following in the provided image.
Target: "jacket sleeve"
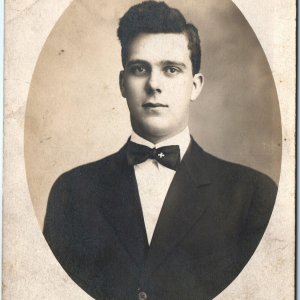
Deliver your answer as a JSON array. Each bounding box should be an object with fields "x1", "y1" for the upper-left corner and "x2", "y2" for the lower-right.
[
  {"x1": 239, "y1": 172, "x2": 278, "y2": 262},
  {"x1": 43, "y1": 173, "x2": 108, "y2": 299},
  {"x1": 43, "y1": 175, "x2": 74, "y2": 265}
]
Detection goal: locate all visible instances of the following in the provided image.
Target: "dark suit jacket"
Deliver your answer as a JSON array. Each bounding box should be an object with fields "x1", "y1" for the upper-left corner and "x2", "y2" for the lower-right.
[{"x1": 43, "y1": 138, "x2": 277, "y2": 300}]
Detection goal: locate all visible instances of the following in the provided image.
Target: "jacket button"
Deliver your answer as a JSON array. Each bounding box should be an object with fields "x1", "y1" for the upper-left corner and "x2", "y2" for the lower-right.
[{"x1": 138, "y1": 291, "x2": 147, "y2": 300}]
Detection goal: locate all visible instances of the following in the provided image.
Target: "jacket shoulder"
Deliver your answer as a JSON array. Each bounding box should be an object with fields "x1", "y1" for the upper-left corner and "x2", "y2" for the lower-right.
[
  {"x1": 194, "y1": 144, "x2": 278, "y2": 218},
  {"x1": 53, "y1": 149, "x2": 124, "y2": 187},
  {"x1": 197, "y1": 143, "x2": 278, "y2": 190},
  {"x1": 43, "y1": 150, "x2": 124, "y2": 234}
]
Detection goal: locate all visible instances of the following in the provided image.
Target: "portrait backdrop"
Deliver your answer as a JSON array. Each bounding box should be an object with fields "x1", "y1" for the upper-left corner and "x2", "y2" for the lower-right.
[{"x1": 24, "y1": 0, "x2": 281, "y2": 228}]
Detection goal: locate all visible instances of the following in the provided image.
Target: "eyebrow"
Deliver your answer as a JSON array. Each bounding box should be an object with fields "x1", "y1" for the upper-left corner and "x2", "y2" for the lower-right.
[
  {"x1": 160, "y1": 60, "x2": 187, "y2": 69},
  {"x1": 126, "y1": 60, "x2": 150, "y2": 68},
  {"x1": 126, "y1": 59, "x2": 187, "y2": 69}
]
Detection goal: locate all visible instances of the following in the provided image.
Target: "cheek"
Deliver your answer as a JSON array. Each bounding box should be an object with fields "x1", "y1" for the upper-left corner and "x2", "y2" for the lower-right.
[
  {"x1": 125, "y1": 78, "x2": 145, "y2": 98},
  {"x1": 168, "y1": 80, "x2": 193, "y2": 105},
  {"x1": 124, "y1": 80, "x2": 145, "y2": 113},
  {"x1": 173, "y1": 102, "x2": 190, "y2": 120},
  {"x1": 169, "y1": 82, "x2": 193, "y2": 119},
  {"x1": 168, "y1": 77, "x2": 193, "y2": 95}
]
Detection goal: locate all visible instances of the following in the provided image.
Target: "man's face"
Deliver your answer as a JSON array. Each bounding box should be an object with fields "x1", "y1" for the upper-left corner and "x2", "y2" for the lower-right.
[{"x1": 120, "y1": 33, "x2": 203, "y2": 143}]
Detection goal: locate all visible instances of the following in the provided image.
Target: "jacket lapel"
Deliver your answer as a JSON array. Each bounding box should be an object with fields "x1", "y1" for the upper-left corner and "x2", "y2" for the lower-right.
[
  {"x1": 143, "y1": 139, "x2": 212, "y2": 277},
  {"x1": 100, "y1": 145, "x2": 149, "y2": 268}
]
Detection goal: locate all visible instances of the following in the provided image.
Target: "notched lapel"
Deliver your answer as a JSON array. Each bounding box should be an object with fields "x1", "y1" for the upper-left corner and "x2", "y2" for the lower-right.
[
  {"x1": 100, "y1": 147, "x2": 149, "y2": 268},
  {"x1": 144, "y1": 140, "x2": 212, "y2": 277}
]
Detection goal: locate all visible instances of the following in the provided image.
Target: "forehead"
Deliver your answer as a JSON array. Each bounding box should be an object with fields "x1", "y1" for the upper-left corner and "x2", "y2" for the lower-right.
[{"x1": 126, "y1": 33, "x2": 191, "y2": 65}]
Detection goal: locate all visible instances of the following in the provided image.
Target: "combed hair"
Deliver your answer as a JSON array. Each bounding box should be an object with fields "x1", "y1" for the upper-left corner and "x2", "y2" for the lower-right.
[{"x1": 117, "y1": 1, "x2": 201, "y2": 74}]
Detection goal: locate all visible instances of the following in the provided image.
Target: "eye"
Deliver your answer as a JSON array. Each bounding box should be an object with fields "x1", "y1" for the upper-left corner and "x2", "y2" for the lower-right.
[
  {"x1": 130, "y1": 65, "x2": 149, "y2": 76},
  {"x1": 164, "y1": 66, "x2": 181, "y2": 75}
]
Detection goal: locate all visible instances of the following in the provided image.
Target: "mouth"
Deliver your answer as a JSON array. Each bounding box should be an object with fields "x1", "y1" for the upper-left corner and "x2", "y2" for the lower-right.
[{"x1": 142, "y1": 102, "x2": 168, "y2": 108}]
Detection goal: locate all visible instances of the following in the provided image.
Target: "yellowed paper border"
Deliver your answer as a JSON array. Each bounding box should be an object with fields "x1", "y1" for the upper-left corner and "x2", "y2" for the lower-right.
[{"x1": 4, "y1": 0, "x2": 295, "y2": 299}]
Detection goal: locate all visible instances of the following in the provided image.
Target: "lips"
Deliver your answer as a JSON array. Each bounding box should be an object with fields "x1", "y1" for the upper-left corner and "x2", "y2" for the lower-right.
[{"x1": 142, "y1": 102, "x2": 168, "y2": 108}]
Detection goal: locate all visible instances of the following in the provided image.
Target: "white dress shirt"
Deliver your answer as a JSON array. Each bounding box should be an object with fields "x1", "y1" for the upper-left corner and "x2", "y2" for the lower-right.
[{"x1": 131, "y1": 127, "x2": 191, "y2": 244}]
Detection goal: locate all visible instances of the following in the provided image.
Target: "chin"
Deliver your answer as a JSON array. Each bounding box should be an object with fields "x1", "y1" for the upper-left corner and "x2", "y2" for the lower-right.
[{"x1": 138, "y1": 121, "x2": 177, "y2": 141}]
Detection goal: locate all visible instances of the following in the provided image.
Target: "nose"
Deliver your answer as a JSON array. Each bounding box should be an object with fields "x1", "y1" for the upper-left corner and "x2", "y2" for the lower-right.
[{"x1": 146, "y1": 70, "x2": 162, "y2": 94}]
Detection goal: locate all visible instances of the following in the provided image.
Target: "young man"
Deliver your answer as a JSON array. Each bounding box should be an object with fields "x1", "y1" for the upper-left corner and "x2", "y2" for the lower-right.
[{"x1": 43, "y1": 2, "x2": 277, "y2": 299}]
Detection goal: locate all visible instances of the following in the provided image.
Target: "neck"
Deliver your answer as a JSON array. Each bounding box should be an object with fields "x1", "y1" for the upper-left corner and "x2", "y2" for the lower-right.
[
  {"x1": 137, "y1": 134, "x2": 169, "y2": 144},
  {"x1": 132, "y1": 127, "x2": 188, "y2": 145}
]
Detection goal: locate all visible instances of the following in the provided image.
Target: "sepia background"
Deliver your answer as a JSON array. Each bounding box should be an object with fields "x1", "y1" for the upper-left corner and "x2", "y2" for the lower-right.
[
  {"x1": 24, "y1": 0, "x2": 281, "y2": 228},
  {"x1": 4, "y1": 0, "x2": 295, "y2": 299}
]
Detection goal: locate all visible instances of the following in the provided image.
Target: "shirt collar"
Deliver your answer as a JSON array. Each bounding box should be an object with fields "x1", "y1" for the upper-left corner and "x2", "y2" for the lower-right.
[{"x1": 130, "y1": 127, "x2": 191, "y2": 160}]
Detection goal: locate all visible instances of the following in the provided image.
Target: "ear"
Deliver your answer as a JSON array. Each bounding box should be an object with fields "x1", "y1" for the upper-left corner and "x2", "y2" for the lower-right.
[
  {"x1": 191, "y1": 73, "x2": 204, "y2": 101},
  {"x1": 119, "y1": 70, "x2": 126, "y2": 98}
]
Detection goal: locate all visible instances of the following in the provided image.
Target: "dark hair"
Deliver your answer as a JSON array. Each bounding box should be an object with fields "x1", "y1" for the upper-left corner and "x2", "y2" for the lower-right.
[{"x1": 117, "y1": 1, "x2": 201, "y2": 75}]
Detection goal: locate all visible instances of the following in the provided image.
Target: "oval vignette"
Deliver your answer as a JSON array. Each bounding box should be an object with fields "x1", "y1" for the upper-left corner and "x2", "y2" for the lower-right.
[{"x1": 24, "y1": 0, "x2": 281, "y2": 299}]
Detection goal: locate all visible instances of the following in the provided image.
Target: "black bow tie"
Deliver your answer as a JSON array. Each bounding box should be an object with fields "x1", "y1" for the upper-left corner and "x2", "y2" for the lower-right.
[{"x1": 127, "y1": 141, "x2": 180, "y2": 170}]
